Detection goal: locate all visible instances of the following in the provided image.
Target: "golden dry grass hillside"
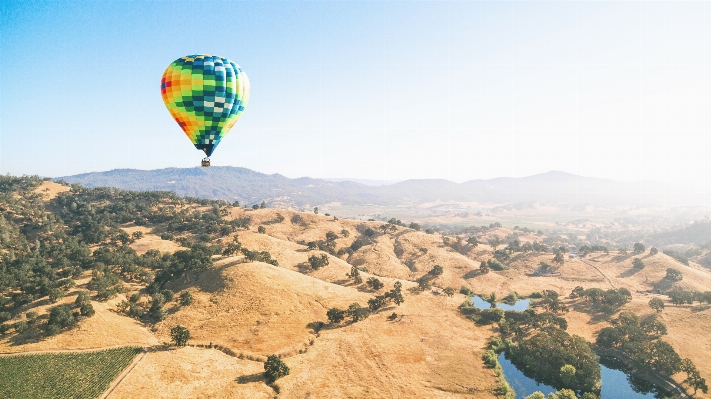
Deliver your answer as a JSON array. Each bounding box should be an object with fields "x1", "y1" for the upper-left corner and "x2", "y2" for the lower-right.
[{"x1": 4, "y1": 191, "x2": 711, "y2": 398}]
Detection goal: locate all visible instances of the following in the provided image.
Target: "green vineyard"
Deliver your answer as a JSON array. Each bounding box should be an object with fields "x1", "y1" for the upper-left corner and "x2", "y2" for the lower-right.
[{"x1": 0, "y1": 346, "x2": 142, "y2": 399}]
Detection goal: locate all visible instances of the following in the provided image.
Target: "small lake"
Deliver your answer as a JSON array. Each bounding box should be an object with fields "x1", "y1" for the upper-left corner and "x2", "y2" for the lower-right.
[
  {"x1": 471, "y1": 295, "x2": 530, "y2": 311},
  {"x1": 498, "y1": 353, "x2": 669, "y2": 399}
]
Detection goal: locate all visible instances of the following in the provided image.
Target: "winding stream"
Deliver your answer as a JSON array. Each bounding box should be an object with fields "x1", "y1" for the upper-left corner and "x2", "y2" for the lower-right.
[{"x1": 469, "y1": 296, "x2": 670, "y2": 398}]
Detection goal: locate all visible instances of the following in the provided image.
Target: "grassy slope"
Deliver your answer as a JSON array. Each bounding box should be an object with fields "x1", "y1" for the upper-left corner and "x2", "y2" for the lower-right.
[{"x1": 4, "y1": 197, "x2": 711, "y2": 398}]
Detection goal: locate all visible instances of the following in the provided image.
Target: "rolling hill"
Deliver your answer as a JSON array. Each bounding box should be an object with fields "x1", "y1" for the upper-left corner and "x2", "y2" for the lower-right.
[{"x1": 57, "y1": 168, "x2": 705, "y2": 208}]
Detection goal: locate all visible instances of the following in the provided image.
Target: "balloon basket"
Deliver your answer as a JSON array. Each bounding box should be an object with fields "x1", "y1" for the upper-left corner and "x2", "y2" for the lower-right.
[{"x1": 201, "y1": 158, "x2": 211, "y2": 167}]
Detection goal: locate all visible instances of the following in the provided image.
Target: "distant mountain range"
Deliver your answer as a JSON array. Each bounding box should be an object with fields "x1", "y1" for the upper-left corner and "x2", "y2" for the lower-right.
[{"x1": 57, "y1": 167, "x2": 707, "y2": 208}]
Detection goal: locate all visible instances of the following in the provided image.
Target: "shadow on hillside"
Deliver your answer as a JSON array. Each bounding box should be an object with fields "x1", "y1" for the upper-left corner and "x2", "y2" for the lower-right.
[
  {"x1": 568, "y1": 300, "x2": 613, "y2": 325},
  {"x1": 236, "y1": 373, "x2": 266, "y2": 384},
  {"x1": 612, "y1": 253, "x2": 635, "y2": 263},
  {"x1": 166, "y1": 263, "x2": 237, "y2": 293},
  {"x1": 691, "y1": 304, "x2": 711, "y2": 313},
  {"x1": 462, "y1": 269, "x2": 481, "y2": 279},
  {"x1": 651, "y1": 279, "x2": 675, "y2": 293},
  {"x1": 617, "y1": 267, "x2": 643, "y2": 278}
]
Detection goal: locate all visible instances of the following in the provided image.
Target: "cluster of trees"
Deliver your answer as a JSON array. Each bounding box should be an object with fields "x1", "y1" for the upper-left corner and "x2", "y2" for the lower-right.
[
  {"x1": 241, "y1": 248, "x2": 279, "y2": 266},
  {"x1": 327, "y1": 302, "x2": 370, "y2": 324},
  {"x1": 666, "y1": 289, "x2": 711, "y2": 305},
  {"x1": 480, "y1": 258, "x2": 508, "y2": 273},
  {"x1": 502, "y1": 239, "x2": 549, "y2": 254},
  {"x1": 471, "y1": 302, "x2": 599, "y2": 394},
  {"x1": 46, "y1": 292, "x2": 95, "y2": 335},
  {"x1": 596, "y1": 312, "x2": 707, "y2": 394},
  {"x1": 569, "y1": 286, "x2": 632, "y2": 314},
  {"x1": 367, "y1": 281, "x2": 404, "y2": 311},
  {"x1": 576, "y1": 245, "x2": 609, "y2": 256},
  {"x1": 308, "y1": 254, "x2": 329, "y2": 270}
]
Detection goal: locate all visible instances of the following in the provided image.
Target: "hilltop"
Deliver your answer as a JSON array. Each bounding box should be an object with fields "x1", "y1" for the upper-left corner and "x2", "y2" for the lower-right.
[{"x1": 1, "y1": 177, "x2": 710, "y2": 398}]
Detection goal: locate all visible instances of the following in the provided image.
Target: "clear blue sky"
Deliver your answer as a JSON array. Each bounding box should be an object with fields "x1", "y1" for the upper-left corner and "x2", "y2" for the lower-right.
[{"x1": 1, "y1": 1, "x2": 710, "y2": 187}]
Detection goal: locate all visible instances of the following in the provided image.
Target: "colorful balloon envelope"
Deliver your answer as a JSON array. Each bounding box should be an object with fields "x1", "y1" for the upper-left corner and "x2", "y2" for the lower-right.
[{"x1": 161, "y1": 54, "x2": 250, "y2": 158}]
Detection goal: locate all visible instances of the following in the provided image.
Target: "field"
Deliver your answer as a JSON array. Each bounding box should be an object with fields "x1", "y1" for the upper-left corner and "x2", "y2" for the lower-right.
[{"x1": 0, "y1": 347, "x2": 142, "y2": 399}]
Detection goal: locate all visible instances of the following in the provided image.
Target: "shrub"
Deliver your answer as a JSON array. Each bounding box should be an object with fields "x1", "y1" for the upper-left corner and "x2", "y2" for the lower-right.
[
  {"x1": 14, "y1": 321, "x2": 29, "y2": 333},
  {"x1": 179, "y1": 291, "x2": 194, "y2": 306},
  {"x1": 160, "y1": 289, "x2": 175, "y2": 302},
  {"x1": 460, "y1": 286, "x2": 475, "y2": 296}
]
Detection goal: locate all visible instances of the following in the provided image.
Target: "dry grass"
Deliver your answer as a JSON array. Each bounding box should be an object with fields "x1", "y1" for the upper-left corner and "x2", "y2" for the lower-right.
[{"x1": 5, "y1": 207, "x2": 711, "y2": 397}]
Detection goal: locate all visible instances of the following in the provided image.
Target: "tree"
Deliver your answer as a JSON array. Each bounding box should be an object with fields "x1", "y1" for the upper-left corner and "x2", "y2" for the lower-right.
[
  {"x1": 444, "y1": 287, "x2": 455, "y2": 297},
  {"x1": 325, "y1": 231, "x2": 338, "y2": 241},
  {"x1": 633, "y1": 242, "x2": 646, "y2": 254},
  {"x1": 560, "y1": 364, "x2": 576, "y2": 387},
  {"x1": 170, "y1": 325, "x2": 190, "y2": 346},
  {"x1": 548, "y1": 390, "x2": 577, "y2": 399},
  {"x1": 264, "y1": 354, "x2": 290, "y2": 383},
  {"x1": 409, "y1": 222, "x2": 421, "y2": 231},
  {"x1": 632, "y1": 258, "x2": 644, "y2": 269},
  {"x1": 75, "y1": 291, "x2": 91, "y2": 305},
  {"x1": 416, "y1": 276, "x2": 431, "y2": 291},
  {"x1": 160, "y1": 289, "x2": 175, "y2": 302},
  {"x1": 179, "y1": 291, "x2": 194, "y2": 306},
  {"x1": 480, "y1": 261, "x2": 490, "y2": 274},
  {"x1": 260, "y1": 201, "x2": 266, "y2": 209},
  {"x1": 257, "y1": 225, "x2": 266, "y2": 234},
  {"x1": 366, "y1": 277, "x2": 384, "y2": 290},
  {"x1": 346, "y1": 303, "x2": 369, "y2": 322},
  {"x1": 327, "y1": 308, "x2": 345, "y2": 324},
  {"x1": 553, "y1": 252, "x2": 565, "y2": 265},
  {"x1": 80, "y1": 302, "x2": 95, "y2": 316},
  {"x1": 252, "y1": 204, "x2": 259, "y2": 210},
  {"x1": 46, "y1": 305, "x2": 76, "y2": 335},
  {"x1": 313, "y1": 207, "x2": 318, "y2": 214},
  {"x1": 488, "y1": 236, "x2": 503, "y2": 251},
  {"x1": 466, "y1": 236, "x2": 479, "y2": 247},
  {"x1": 428, "y1": 265, "x2": 444, "y2": 276},
  {"x1": 233, "y1": 200, "x2": 239, "y2": 207},
  {"x1": 525, "y1": 393, "x2": 545, "y2": 399},
  {"x1": 649, "y1": 297, "x2": 665, "y2": 313},
  {"x1": 650, "y1": 247, "x2": 659, "y2": 255},
  {"x1": 132, "y1": 231, "x2": 144, "y2": 240},
  {"x1": 665, "y1": 268, "x2": 683, "y2": 281},
  {"x1": 308, "y1": 254, "x2": 329, "y2": 270},
  {"x1": 340, "y1": 229, "x2": 350, "y2": 237},
  {"x1": 347, "y1": 266, "x2": 363, "y2": 284}
]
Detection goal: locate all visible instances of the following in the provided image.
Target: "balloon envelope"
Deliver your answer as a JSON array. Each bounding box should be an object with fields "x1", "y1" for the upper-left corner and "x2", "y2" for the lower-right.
[{"x1": 161, "y1": 55, "x2": 250, "y2": 157}]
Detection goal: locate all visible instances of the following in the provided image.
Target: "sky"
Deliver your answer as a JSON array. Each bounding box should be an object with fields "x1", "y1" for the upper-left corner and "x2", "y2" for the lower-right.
[{"x1": 1, "y1": 1, "x2": 710, "y2": 188}]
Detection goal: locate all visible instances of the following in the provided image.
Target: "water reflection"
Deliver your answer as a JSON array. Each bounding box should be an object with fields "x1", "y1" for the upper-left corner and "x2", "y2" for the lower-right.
[
  {"x1": 471, "y1": 296, "x2": 530, "y2": 311},
  {"x1": 496, "y1": 352, "x2": 668, "y2": 399}
]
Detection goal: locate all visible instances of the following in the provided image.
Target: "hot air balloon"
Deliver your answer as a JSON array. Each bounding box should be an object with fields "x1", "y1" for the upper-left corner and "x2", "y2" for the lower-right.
[{"x1": 161, "y1": 55, "x2": 250, "y2": 167}]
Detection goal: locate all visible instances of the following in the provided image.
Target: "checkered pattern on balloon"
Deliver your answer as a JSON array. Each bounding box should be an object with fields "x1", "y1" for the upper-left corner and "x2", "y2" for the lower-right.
[{"x1": 161, "y1": 55, "x2": 250, "y2": 160}]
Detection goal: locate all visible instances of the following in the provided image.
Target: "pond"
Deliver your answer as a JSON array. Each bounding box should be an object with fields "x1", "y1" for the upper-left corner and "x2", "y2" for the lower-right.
[
  {"x1": 497, "y1": 353, "x2": 670, "y2": 399},
  {"x1": 471, "y1": 295, "x2": 530, "y2": 311}
]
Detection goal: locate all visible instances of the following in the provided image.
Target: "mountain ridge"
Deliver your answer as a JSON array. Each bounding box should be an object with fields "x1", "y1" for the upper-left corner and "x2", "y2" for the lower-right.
[{"x1": 57, "y1": 167, "x2": 705, "y2": 208}]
